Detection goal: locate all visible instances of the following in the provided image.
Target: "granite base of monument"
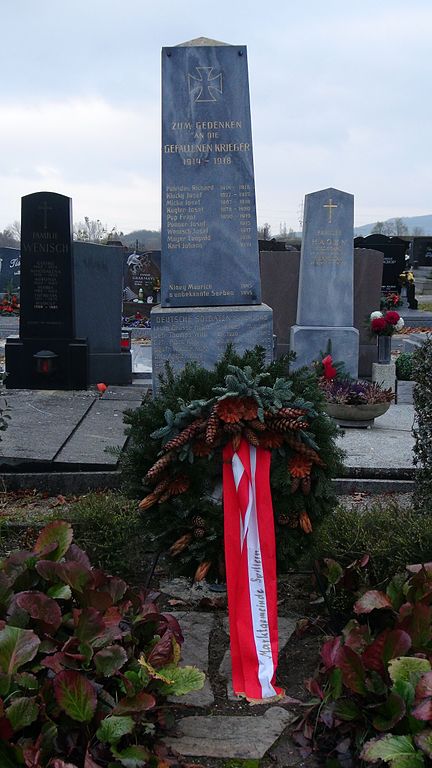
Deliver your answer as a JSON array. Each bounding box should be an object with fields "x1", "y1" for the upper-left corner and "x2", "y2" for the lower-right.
[
  {"x1": 151, "y1": 304, "x2": 273, "y2": 391},
  {"x1": 5, "y1": 337, "x2": 88, "y2": 390},
  {"x1": 87, "y1": 352, "x2": 132, "y2": 386},
  {"x1": 290, "y1": 326, "x2": 359, "y2": 379}
]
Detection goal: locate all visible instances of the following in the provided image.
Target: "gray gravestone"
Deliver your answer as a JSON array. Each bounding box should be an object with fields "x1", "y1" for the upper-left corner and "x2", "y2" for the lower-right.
[
  {"x1": 354, "y1": 248, "x2": 383, "y2": 377},
  {"x1": 260, "y1": 250, "x2": 300, "y2": 359},
  {"x1": 152, "y1": 37, "x2": 272, "y2": 386},
  {"x1": 74, "y1": 241, "x2": 132, "y2": 385},
  {"x1": 290, "y1": 187, "x2": 359, "y2": 377}
]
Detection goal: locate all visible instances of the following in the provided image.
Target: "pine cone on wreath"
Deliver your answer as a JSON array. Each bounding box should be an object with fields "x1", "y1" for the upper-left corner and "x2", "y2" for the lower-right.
[
  {"x1": 205, "y1": 409, "x2": 220, "y2": 445},
  {"x1": 290, "y1": 476, "x2": 301, "y2": 494},
  {"x1": 223, "y1": 422, "x2": 243, "y2": 434},
  {"x1": 244, "y1": 428, "x2": 260, "y2": 447},
  {"x1": 194, "y1": 560, "x2": 212, "y2": 582},
  {"x1": 169, "y1": 533, "x2": 192, "y2": 556},
  {"x1": 194, "y1": 528, "x2": 206, "y2": 539},
  {"x1": 301, "y1": 476, "x2": 312, "y2": 496},
  {"x1": 161, "y1": 419, "x2": 203, "y2": 454},
  {"x1": 192, "y1": 515, "x2": 206, "y2": 527},
  {"x1": 299, "y1": 509, "x2": 313, "y2": 533},
  {"x1": 232, "y1": 433, "x2": 242, "y2": 452},
  {"x1": 248, "y1": 418, "x2": 267, "y2": 432},
  {"x1": 284, "y1": 435, "x2": 326, "y2": 467},
  {"x1": 145, "y1": 451, "x2": 175, "y2": 482}
]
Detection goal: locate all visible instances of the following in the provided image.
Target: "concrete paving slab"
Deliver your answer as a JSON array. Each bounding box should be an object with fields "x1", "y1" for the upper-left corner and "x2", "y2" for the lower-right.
[
  {"x1": 337, "y1": 409, "x2": 415, "y2": 474},
  {"x1": 163, "y1": 706, "x2": 294, "y2": 759},
  {"x1": 100, "y1": 385, "x2": 149, "y2": 402},
  {"x1": 159, "y1": 577, "x2": 226, "y2": 606},
  {"x1": 169, "y1": 612, "x2": 214, "y2": 707},
  {"x1": 54, "y1": 399, "x2": 129, "y2": 465},
  {"x1": 0, "y1": 391, "x2": 95, "y2": 463},
  {"x1": 220, "y1": 616, "x2": 297, "y2": 700},
  {"x1": 367, "y1": 403, "x2": 415, "y2": 431}
]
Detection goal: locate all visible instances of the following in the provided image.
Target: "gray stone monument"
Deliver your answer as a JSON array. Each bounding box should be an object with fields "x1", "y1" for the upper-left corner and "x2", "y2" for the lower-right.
[
  {"x1": 151, "y1": 37, "x2": 273, "y2": 387},
  {"x1": 290, "y1": 187, "x2": 359, "y2": 377}
]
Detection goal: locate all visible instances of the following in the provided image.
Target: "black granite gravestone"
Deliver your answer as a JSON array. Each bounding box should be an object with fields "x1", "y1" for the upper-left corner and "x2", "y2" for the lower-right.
[
  {"x1": 354, "y1": 234, "x2": 408, "y2": 294},
  {"x1": 5, "y1": 192, "x2": 88, "y2": 389}
]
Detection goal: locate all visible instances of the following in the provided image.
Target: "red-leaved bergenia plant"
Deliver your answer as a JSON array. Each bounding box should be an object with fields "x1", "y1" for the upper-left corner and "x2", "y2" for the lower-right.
[
  {"x1": 0, "y1": 520, "x2": 204, "y2": 767},
  {"x1": 295, "y1": 562, "x2": 432, "y2": 767}
]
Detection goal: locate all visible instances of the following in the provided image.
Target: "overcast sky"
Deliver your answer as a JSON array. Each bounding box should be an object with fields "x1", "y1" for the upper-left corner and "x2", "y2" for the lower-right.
[{"x1": 1, "y1": 0, "x2": 431, "y2": 237}]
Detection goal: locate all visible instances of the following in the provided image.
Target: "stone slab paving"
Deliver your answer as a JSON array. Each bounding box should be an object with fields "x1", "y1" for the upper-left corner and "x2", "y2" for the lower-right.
[
  {"x1": 0, "y1": 391, "x2": 96, "y2": 463},
  {"x1": 220, "y1": 616, "x2": 298, "y2": 700},
  {"x1": 163, "y1": 706, "x2": 294, "y2": 759},
  {"x1": 159, "y1": 577, "x2": 226, "y2": 606},
  {"x1": 54, "y1": 399, "x2": 130, "y2": 465},
  {"x1": 100, "y1": 385, "x2": 149, "y2": 402},
  {"x1": 336, "y1": 403, "x2": 415, "y2": 473},
  {"x1": 169, "y1": 612, "x2": 215, "y2": 707}
]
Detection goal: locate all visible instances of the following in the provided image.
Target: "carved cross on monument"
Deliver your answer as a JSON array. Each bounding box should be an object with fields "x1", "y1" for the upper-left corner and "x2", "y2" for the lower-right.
[
  {"x1": 188, "y1": 67, "x2": 223, "y2": 102},
  {"x1": 38, "y1": 201, "x2": 53, "y2": 230},
  {"x1": 323, "y1": 198, "x2": 338, "y2": 224}
]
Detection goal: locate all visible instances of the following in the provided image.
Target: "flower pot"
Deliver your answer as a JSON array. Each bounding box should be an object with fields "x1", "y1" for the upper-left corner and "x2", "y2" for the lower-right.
[
  {"x1": 324, "y1": 402, "x2": 391, "y2": 428},
  {"x1": 377, "y1": 335, "x2": 392, "y2": 364}
]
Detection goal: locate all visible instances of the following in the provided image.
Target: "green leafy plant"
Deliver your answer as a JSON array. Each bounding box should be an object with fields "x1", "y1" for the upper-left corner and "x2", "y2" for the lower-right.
[
  {"x1": 0, "y1": 520, "x2": 204, "y2": 767},
  {"x1": 311, "y1": 502, "x2": 432, "y2": 585},
  {"x1": 297, "y1": 562, "x2": 432, "y2": 766},
  {"x1": 120, "y1": 346, "x2": 344, "y2": 580},
  {"x1": 396, "y1": 352, "x2": 414, "y2": 381},
  {"x1": 413, "y1": 336, "x2": 432, "y2": 512}
]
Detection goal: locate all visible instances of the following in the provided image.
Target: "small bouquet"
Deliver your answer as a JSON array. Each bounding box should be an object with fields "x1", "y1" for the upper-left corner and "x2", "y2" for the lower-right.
[
  {"x1": 380, "y1": 292, "x2": 403, "y2": 310},
  {"x1": 369, "y1": 310, "x2": 404, "y2": 337}
]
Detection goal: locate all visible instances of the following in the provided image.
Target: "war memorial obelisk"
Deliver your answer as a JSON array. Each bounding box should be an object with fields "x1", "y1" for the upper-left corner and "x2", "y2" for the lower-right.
[{"x1": 151, "y1": 38, "x2": 273, "y2": 387}]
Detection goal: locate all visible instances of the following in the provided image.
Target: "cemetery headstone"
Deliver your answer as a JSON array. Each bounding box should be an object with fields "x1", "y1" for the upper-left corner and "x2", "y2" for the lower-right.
[
  {"x1": 5, "y1": 192, "x2": 88, "y2": 389},
  {"x1": 74, "y1": 241, "x2": 132, "y2": 385},
  {"x1": 123, "y1": 249, "x2": 161, "y2": 323},
  {"x1": 290, "y1": 187, "x2": 359, "y2": 377},
  {"x1": 354, "y1": 248, "x2": 384, "y2": 377},
  {"x1": 0, "y1": 247, "x2": 21, "y2": 294},
  {"x1": 152, "y1": 37, "x2": 272, "y2": 385},
  {"x1": 354, "y1": 234, "x2": 408, "y2": 294},
  {"x1": 260, "y1": 249, "x2": 300, "y2": 359}
]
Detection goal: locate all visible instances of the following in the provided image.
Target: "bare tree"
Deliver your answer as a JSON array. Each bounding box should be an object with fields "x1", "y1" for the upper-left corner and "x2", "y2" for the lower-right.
[
  {"x1": 258, "y1": 222, "x2": 271, "y2": 240},
  {"x1": 0, "y1": 221, "x2": 20, "y2": 247}
]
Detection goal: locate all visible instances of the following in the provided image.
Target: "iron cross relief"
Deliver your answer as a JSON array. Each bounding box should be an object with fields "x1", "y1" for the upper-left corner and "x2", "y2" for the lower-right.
[
  {"x1": 38, "y1": 201, "x2": 53, "y2": 230},
  {"x1": 188, "y1": 67, "x2": 223, "y2": 103},
  {"x1": 323, "y1": 198, "x2": 338, "y2": 224}
]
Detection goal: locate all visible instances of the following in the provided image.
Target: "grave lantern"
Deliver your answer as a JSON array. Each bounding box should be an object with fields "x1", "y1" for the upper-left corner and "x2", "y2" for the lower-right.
[
  {"x1": 33, "y1": 349, "x2": 58, "y2": 376},
  {"x1": 121, "y1": 330, "x2": 132, "y2": 352}
]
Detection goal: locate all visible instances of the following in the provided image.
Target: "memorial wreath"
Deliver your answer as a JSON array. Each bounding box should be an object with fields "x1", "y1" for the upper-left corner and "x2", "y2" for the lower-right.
[{"x1": 121, "y1": 346, "x2": 343, "y2": 582}]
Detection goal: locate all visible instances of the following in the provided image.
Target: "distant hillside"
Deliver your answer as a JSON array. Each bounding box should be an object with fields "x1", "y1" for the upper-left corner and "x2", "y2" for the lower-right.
[
  {"x1": 122, "y1": 229, "x2": 161, "y2": 249},
  {"x1": 354, "y1": 214, "x2": 432, "y2": 237}
]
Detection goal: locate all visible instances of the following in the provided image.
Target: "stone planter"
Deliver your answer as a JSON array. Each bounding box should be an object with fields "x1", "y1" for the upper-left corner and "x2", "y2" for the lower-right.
[{"x1": 324, "y1": 402, "x2": 391, "y2": 428}]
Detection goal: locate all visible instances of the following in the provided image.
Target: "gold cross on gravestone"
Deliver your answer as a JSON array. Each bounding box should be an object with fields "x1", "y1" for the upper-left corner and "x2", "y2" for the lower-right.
[
  {"x1": 323, "y1": 198, "x2": 338, "y2": 223},
  {"x1": 38, "y1": 201, "x2": 53, "y2": 230}
]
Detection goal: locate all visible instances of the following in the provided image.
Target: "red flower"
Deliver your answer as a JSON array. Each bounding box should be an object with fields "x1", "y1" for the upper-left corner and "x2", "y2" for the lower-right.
[
  {"x1": 323, "y1": 362, "x2": 337, "y2": 380},
  {"x1": 371, "y1": 317, "x2": 387, "y2": 334},
  {"x1": 384, "y1": 310, "x2": 400, "y2": 326},
  {"x1": 322, "y1": 355, "x2": 333, "y2": 366}
]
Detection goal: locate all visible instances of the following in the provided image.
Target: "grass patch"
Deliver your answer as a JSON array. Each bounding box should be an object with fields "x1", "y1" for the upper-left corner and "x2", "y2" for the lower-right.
[
  {"x1": 420, "y1": 301, "x2": 432, "y2": 312},
  {"x1": 0, "y1": 491, "x2": 153, "y2": 583},
  {"x1": 311, "y1": 500, "x2": 432, "y2": 584}
]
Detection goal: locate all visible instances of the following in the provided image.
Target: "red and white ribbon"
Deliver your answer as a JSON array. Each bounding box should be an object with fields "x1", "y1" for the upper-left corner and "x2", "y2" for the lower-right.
[{"x1": 223, "y1": 438, "x2": 282, "y2": 701}]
